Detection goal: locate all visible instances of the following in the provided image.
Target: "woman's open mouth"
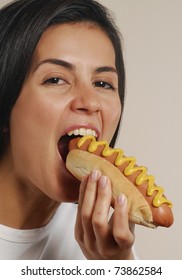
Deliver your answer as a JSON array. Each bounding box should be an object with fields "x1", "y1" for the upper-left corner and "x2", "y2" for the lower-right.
[{"x1": 58, "y1": 128, "x2": 98, "y2": 163}]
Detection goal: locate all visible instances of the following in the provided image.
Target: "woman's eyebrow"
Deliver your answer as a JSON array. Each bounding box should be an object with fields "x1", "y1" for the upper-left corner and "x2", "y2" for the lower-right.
[
  {"x1": 95, "y1": 66, "x2": 117, "y2": 75},
  {"x1": 33, "y1": 58, "x2": 117, "y2": 76},
  {"x1": 33, "y1": 58, "x2": 75, "y2": 72}
]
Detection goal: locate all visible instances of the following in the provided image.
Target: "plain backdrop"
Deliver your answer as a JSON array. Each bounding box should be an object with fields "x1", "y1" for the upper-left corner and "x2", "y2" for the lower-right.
[{"x1": 1, "y1": 0, "x2": 181, "y2": 260}]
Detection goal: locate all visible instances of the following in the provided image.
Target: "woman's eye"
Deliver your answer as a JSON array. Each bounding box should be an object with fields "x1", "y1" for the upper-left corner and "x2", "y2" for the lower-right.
[
  {"x1": 43, "y1": 77, "x2": 65, "y2": 85},
  {"x1": 94, "y1": 81, "x2": 114, "y2": 90}
]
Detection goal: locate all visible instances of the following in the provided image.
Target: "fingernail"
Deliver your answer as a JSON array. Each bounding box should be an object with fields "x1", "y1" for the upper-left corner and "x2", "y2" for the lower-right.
[
  {"x1": 99, "y1": 176, "x2": 107, "y2": 188},
  {"x1": 117, "y1": 194, "x2": 126, "y2": 205},
  {"x1": 90, "y1": 170, "x2": 100, "y2": 182}
]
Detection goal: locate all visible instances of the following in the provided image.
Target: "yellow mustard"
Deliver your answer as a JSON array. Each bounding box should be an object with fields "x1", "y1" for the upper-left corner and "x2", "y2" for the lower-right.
[{"x1": 77, "y1": 135, "x2": 172, "y2": 208}]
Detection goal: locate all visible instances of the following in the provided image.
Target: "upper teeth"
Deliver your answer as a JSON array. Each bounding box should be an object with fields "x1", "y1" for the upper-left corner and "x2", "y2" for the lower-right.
[{"x1": 67, "y1": 128, "x2": 97, "y2": 137}]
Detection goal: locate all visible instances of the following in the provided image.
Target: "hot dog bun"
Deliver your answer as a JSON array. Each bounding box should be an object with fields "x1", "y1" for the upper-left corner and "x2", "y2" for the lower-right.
[{"x1": 66, "y1": 136, "x2": 174, "y2": 228}]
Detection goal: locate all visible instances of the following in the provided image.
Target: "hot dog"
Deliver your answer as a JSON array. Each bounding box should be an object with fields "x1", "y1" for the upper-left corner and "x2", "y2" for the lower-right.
[{"x1": 66, "y1": 135, "x2": 174, "y2": 228}]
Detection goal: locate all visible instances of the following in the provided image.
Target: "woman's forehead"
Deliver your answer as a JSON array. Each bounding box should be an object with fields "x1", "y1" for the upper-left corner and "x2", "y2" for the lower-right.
[{"x1": 31, "y1": 22, "x2": 116, "y2": 71}]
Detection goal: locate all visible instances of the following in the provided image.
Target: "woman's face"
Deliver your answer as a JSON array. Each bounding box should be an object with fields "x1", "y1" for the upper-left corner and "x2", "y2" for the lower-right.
[{"x1": 9, "y1": 23, "x2": 122, "y2": 202}]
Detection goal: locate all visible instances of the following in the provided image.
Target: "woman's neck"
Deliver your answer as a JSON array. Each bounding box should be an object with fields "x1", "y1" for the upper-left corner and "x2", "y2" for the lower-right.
[{"x1": 0, "y1": 155, "x2": 59, "y2": 229}]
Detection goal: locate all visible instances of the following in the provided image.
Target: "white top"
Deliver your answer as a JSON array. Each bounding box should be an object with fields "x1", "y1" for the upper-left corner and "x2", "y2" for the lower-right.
[
  {"x1": 0, "y1": 203, "x2": 138, "y2": 260},
  {"x1": 0, "y1": 203, "x2": 85, "y2": 260}
]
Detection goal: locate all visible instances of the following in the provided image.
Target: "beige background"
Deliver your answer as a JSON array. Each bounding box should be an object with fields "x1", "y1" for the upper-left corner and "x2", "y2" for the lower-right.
[{"x1": 1, "y1": 0, "x2": 181, "y2": 259}]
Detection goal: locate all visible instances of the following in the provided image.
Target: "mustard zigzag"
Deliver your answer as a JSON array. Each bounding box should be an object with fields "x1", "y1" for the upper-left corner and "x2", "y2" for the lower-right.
[{"x1": 77, "y1": 135, "x2": 172, "y2": 208}]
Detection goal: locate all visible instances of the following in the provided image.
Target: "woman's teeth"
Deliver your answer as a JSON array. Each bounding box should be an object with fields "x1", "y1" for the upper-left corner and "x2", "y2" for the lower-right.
[{"x1": 67, "y1": 128, "x2": 97, "y2": 137}]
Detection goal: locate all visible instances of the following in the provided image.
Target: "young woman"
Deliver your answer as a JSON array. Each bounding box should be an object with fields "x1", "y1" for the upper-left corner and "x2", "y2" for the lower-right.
[{"x1": 0, "y1": 0, "x2": 136, "y2": 259}]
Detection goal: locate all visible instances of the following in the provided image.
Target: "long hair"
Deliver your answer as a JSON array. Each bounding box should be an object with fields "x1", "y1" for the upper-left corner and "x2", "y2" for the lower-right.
[{"x1": 0, "y1": 0, "x2": 125, "y2": 157}]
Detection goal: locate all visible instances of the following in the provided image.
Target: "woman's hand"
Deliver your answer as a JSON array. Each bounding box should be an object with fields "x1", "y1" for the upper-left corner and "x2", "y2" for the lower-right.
[{"x1": 74, "y1": 170, "x2": 135, "y2": 260}]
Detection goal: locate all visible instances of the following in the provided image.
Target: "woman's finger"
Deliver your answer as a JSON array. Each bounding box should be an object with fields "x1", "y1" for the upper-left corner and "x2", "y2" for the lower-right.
[
  {"x1": 75, "y1": 175, "x2": 88, "y2": 243},
  {"x1": 76, "y1": 170, "x2": 101, "y2": 248},
  {"x1": 81, "y1": 170, "x2": 100, "y2": 219},
  {"x1": 113, "y1": 194, "x2": 135, "y2": 248},
  {"x1": 92, "y1": 176, "x2": 113, "y2": 246}
]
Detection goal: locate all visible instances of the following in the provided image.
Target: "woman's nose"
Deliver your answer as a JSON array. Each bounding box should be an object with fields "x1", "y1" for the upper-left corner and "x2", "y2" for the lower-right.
[{"x1": 70, "y1": 86, "x2": 101, "y2": 114}]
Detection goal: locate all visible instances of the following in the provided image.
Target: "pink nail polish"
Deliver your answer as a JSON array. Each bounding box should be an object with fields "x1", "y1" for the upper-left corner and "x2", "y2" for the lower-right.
[
  {"x1": 99, "y1": 176, "x2": 107, "y2": 188},
  {"x1": 90, "y1": 170, "x2": 99, "y2": 182},
  {"x1": 117, "y1": 194, "x2": 126, "y2": 205}
]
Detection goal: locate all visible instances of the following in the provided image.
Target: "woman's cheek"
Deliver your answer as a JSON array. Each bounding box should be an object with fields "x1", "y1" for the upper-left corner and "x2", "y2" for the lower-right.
[{"x1": 104, "y1": 100, "x2": 121, "y2": 141}]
